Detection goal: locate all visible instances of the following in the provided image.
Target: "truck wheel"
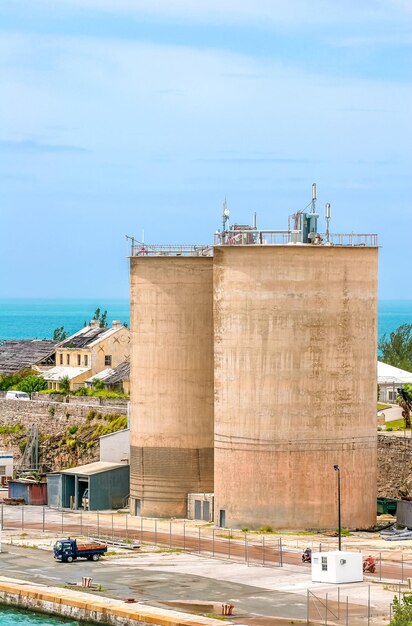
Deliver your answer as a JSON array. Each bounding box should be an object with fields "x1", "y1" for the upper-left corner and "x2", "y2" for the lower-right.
[
  {"x1": 67, "y1": 556, "x2": 73, "y2": 563},
  {"x1": 92, "y1": 554, "x2": 99, "y2": 561}
]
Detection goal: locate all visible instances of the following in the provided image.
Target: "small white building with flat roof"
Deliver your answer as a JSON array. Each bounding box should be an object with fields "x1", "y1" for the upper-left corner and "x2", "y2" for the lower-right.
[{"x1": 378, "y1": 361, "x2": 412, "y2": 403}]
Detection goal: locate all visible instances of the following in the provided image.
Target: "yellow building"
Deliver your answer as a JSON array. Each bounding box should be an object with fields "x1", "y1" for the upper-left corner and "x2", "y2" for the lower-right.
[{"x1": 45, "y1": 320, "x2": 130, "y2": 390}]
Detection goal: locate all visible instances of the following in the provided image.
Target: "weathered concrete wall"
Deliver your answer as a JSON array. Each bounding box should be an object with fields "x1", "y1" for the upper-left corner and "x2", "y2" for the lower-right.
[
  {"x1": 0, "y1": 576, "x2": 222, "y2": 626},
  {"x1": 213, "y1": 245, "x2": 378, "y2": 530},
  {"x1": 130, "y1": 256, "x2": 214, "y2": 517},
  {"x1": 100, "y1": 428, "x2": 130, "y2": 463},
  {"x1": 378, "y1": 434, "x2": 412, "y2": 499}
]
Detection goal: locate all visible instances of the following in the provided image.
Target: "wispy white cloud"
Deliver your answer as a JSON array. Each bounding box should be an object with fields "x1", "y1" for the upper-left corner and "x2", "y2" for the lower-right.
[
  {"x1": 0, "y1": 31, "x2": 409, "y2": 170},
  {"x1": 0, "y1": 138, "x2": 88, "y2": 153},
  {"x1": 28, "y1": 0, "x2": 410, "y2": 29},
  {"x1": 331, "y1": 34, "x2": 412, "y2": 48}
]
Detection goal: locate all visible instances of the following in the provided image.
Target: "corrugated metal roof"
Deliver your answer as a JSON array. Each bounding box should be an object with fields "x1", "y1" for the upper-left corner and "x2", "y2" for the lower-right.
[
  {"x1": 0, "y1": 340, "x2": 57, "y2": 374},
  {"x1": 60, "y1": 323, "x2": 125, "y2": 350},
  {"x1": 61, "y1": 461, "x2": 127, "y2": 476},
  {"x1": 84, "y1": 368, "x2": 114, "y2": 384},
  {"x1": 42, "y1": 366, "x2": 90, "y2": 381},
  {"x1": 60, "y1": 326, "x2": 108, "y2": 349},
  {"x1": 103, "y1": 360, "x2": 130, "y2": 385}
]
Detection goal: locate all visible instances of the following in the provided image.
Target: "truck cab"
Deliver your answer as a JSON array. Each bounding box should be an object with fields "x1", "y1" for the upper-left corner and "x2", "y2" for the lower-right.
[{"x1": 54, "y1": 539, "x2": 76, "y2": 562}]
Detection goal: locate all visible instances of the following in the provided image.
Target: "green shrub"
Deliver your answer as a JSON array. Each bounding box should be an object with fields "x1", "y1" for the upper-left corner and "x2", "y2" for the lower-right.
[
  {"x1": 59, "y1": 376, "x2": 71, "y2": 394},
  {"x1": 67, "y1": 425, "x2": 78, "y2": 435},
  {"x1": 0, "y1": 424, "x2": 25, "y2": 435},
  {"x1": 16, "y1": 375, "x2": 47, "y2": 394},
  {"x1": 390, "y1": 595, "x2": 412, "y2": 625},
  {"x1": 259, "y1": 525, "x2": 274, "y2": 533}
]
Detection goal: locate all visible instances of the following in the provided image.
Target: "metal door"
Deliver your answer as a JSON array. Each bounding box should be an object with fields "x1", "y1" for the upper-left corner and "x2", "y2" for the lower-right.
[
  {"x1": 194, "y1": 500, "x2": 202, "y2": 520},
  {"x1": 203, "y1": 500, "x2": 210, "y2": 521}
]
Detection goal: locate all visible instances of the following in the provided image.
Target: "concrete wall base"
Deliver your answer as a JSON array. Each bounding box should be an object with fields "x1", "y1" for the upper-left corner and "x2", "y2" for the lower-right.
[{"x1": 0, "y1": 576, "x2": 224, "y2": 626}]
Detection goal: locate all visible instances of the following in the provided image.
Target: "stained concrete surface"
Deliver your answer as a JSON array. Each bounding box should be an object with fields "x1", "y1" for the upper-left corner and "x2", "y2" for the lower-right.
[{"x1": 0, "y1": 543, "x2": 391, "y2": 624}]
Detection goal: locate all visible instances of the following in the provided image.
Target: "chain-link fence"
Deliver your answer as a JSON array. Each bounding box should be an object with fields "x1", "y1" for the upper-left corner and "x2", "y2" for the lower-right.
[
  {"x1": 0, "y1": 504, "x2": 283, "y2": 567},
  {"x1": 2, "y1": 504, "x2": 412, "y2": 585},
  {"x1": 307, "y1": 585, "x2": 391, "y2": 625}
]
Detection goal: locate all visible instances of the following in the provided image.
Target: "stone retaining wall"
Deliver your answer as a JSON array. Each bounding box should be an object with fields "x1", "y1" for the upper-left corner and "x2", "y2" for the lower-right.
[
  {"x1": 0, "y1": 576, "x2": 221, "y2": 626},
  {"x1": 0, "y1": 399, "x2": 127, "y2": 467},
  {"x1": 378, "y1": 433, "x2": 412, "y2": 499},
  {"x1": 0, "y1": 398, "x2": 125, "y2": 431}
]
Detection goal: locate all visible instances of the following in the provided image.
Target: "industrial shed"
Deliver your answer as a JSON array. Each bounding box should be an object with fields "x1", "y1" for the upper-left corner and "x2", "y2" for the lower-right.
[{"x1": 47, "y1": 461, "x2": 129, "y2": 511}]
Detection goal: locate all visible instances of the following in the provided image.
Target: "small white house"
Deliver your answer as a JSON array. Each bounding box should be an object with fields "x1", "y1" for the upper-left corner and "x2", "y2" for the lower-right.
[
  {"x1": 378, "y1": 361, "x2": 412, "y2": 403},
  {"x1": 311, "y1": 551, "x2": 363, "y2": 584},
  {"x1": 0, "y1": 451, "x2": 14, "y2": 482}
]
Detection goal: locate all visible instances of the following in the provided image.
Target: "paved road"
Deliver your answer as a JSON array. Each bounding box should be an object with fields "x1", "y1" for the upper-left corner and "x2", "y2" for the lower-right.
[{"x1": 0, "y1": 544, "x2": 309, "y2": 624}]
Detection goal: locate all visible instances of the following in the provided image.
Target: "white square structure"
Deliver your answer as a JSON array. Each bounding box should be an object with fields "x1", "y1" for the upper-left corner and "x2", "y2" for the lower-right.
[
  {"x1": 311, "y1": 551, "x2": 363, "y2": 584},
  {"x1": 0, "y1": 451, "x2": 13, "y2": 478}
]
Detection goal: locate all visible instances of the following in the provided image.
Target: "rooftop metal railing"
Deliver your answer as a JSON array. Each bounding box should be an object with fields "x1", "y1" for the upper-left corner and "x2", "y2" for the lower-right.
[{"x1": 130, "y1": 232, "x2": 378, "y2": 256}]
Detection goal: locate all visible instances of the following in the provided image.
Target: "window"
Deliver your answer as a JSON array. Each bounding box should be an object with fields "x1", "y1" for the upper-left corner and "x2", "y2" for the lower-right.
[
  {"x1": 105, "y1": 355, "x2": 112, "y2": 367},
  {"x1": 321, "y1": 556, "x2": 328, "y2": 571},
  {"x1": 77, "y1": 354, "x2": 81, "y2": 366},
  {"x1": 0, "y1": 466, "x2": 6, "y2": 476},
  {"x1": 59, "y1": 354, "x2": 63, "y2": 365},
  {"x1": 66, "y1": 354, "x2": 70, "y2": 365},
  {"x1": 84, "y1": 355, "x2": 88, "y2": 367}
]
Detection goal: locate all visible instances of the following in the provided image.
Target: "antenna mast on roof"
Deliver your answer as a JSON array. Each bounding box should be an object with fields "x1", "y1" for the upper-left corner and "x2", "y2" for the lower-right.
[
  {"x1": 311, "y1": 183, "x2": 317, "y2": 214},
  {"x1": 222, "y1": 198, "x2": 229, "y2": 243}
]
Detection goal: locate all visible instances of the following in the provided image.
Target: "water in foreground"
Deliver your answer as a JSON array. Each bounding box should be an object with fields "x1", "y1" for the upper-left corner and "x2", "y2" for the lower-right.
[{"x1": 0, "y1": 605, "x2": 83, "y2": 626}]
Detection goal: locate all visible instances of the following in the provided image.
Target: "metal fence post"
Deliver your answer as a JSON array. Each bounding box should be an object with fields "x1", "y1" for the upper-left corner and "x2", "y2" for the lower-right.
[
  {"x1": 262, "y1": 535, "x2": 265, "y2": 566},
  {"x1": 61, "y1": 507, "x2": 63, "y2": 534},
  {"x1": 346, "y1": 596, "x2": 349, "y2": 626},
  {"x1": 97, "y1": 510, "x2": 100, "y2": 538},
  {"x1": 325, "y1": 592, "x2": 328, "y2": 626},
  {"x1": 170, "y1": 521, "x2": 172, "y2": 549},
  {"x1": 337, "y1": 586, "x2": 340, "y2": 619},
  {"x1": 42, "y1": 506, "x2": 45, "y2": 533},
  {"x1": 212, "y1": 528, "x2": 215, "y2": 557},
  {"x1": 368, "y1": 584, "x2": 371, "y2": 626},
  {"x1": 379, "y1": 551, "x2": 382, "y2": 581},
  {"x1": 141, "y1": 516, "x2": 143, "y2": 542},
  {"x1": 245, "y1": 533, "x2": 248, "y2": 565},
  {"x1": 279, "y1": 537, "x2": 283, "y2": 567},
  {"x1": 154, "y1": 519, "x2": 157, "y2": 546},
  {"x1": 111, "y1": 514, "x2": 114, "y2": 542},
  {"x1": 306, "y1": 589, "x2": 309, "y2": 625},
  {"x1": 183, "y1": 522, "x2": 185, "y2": 551},
  {"x1": 228, "y1": 530, "x2": 231, "y2": 559},
  {"x1": 402, "y1": 553, "x2": 404, "y2": 583},
  {"x1": 80, "y1": 508, "x2": 83, "y2": 535},
  {"x1": 22, "y1": 505, "x2": 24, "y2": 531},
  {"x1": 198, "y1": 526, "x2": 201, "y2": 553},
  {"x1": 125, "y1": 513, "x2": 128, "y2": 541},
  {"x1": 1, "y1": 504, "x2": 3, "y2": 530}
]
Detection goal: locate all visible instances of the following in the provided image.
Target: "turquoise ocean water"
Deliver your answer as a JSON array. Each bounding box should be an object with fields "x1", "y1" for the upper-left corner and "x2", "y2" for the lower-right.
[
  {"x1": 0, "y1": 298, "x2": 412, "y2": 341},
  {"x1": 0, "y1": 605, "x2": 81, "y2": 625}
]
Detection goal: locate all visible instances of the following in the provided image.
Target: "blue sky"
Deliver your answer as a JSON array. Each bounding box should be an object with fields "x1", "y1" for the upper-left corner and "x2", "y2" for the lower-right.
[{"x1": 0, "y1": 0, "x2": 410, "y2": 298}]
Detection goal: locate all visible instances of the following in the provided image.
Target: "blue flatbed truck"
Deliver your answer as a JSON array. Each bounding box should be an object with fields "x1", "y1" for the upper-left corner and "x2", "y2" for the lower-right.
[{"x1": 53, "y1": 538, "x2": 107, "y2": 563}]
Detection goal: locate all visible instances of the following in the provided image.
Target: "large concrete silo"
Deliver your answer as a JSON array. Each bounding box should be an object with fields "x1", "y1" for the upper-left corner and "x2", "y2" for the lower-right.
[
  {"x1": 129, "y1": 256, "x2": 214, "y2": 518},
  {"x1": 213, "y1": 244, "x2": 378, "y2": 530}
]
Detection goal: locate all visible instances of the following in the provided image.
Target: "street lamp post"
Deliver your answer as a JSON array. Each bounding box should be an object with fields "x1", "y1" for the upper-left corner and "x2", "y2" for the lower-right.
[{"x1": 333, "y1": 464, "x2": 341, "y2": 551}]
